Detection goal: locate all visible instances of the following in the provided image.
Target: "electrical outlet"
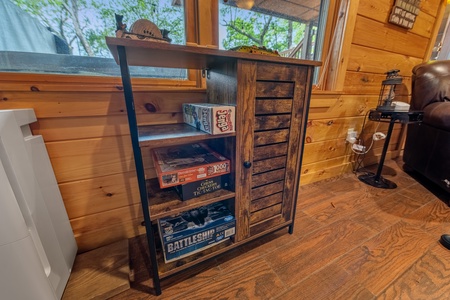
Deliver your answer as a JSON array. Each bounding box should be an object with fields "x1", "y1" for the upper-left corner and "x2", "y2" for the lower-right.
[
  {"x1": 346, "y1": 128, "x2": 357, "y2": 144},
  {"x1": 352, "y1": 144, "x2": 366, "y2": 152}
]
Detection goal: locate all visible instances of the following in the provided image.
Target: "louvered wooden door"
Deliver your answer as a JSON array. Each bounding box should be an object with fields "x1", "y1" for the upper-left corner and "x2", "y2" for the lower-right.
[
  {"x1": 206, "y1": 58, "x2": 312, "y2": 242},
  {"x1": 237, "y1": 60, "x2": 311, "y2": 240}
]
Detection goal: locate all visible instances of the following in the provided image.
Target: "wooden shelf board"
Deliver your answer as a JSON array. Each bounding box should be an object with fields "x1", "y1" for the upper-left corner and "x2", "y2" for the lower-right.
[
  {"x1": 106, "y1": 37, "x2": 321, "y2": 70},
  {"x1": 138, "y1": 123, "x2": 236, "y2": 148},
  {"x1": 147, "y1": 178, "x2": 235, "y2": 219},
  {"x1": 157, "y1": 239, "x2": 233, "y2": 278},
  {"x1": 155, "y1": 220, "x2": 293, "y2": 278}
]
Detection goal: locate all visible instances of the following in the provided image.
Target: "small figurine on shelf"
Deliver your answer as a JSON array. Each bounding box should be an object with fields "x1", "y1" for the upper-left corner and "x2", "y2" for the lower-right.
[{"x1": 114, "y1": 13, "x2": 171, "y2": 43}]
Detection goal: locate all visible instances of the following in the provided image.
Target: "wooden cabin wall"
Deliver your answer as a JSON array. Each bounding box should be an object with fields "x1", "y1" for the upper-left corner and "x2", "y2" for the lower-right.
[
  {"x1": 0, "y1": 74, "x2": 208, "y2": 252},
  {"x1": 0, "y1": 0, "x2": 446, "y2": 252},
  {"x1": 300, "y1": 0, "x2": 446, "y2": 185}
]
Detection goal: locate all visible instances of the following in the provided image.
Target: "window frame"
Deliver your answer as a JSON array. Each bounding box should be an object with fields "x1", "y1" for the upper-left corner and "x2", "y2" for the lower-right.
[{"x1": 0, "y1": 0, "x2": 341, "y2": 91}]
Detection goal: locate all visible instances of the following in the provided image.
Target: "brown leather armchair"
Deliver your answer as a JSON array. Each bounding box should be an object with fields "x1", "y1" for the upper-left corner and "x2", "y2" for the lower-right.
[{"x1": 403, "y1": 60, "x2": 450, "y2": 193}]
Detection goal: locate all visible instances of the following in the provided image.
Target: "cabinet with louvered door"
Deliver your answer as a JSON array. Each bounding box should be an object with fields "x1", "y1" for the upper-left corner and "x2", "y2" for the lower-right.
[
  {"x1": 206, "y1": 60, "x2": 312, "y2": 241},
  {"x1": 249, "y1": 62, "x2": 311, "y2": 237},
  {"x1": 107, "y1": 36, "x2": 318, "y2": 294}
]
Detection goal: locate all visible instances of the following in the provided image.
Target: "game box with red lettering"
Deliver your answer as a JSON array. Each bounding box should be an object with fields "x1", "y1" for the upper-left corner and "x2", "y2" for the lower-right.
[
  {"x1": 152, "y1": 143, "x2": 230, "y2": 189},
  {"x1": 182, "y1": 103, "x2": 235, "y2": 135}
]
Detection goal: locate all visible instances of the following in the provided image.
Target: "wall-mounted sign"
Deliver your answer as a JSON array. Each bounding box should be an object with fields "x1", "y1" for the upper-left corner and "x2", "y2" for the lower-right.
[{"x1": 389, "y1": 0, "x2": 421, "y2": 29}]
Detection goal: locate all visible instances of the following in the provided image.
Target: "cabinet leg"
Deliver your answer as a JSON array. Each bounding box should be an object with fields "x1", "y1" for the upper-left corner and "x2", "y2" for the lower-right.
[
  {"x1": 117, "y1": 46, "x2": 163, "y2": 295},
  {"x1": 288, "y1": 223, "x2": 294, "y2": 234},
  {"x1": 145, "y1": 229, "x2": 162, "y2": 295}
]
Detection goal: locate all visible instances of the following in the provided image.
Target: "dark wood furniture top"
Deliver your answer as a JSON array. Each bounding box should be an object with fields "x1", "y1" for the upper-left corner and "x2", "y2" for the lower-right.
[{"x1": 105, "y1": 37, "x2": 322, "y2": 69}]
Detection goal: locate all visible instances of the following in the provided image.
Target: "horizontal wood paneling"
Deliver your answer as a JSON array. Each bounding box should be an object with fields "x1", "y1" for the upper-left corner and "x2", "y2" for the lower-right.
[
  {"x1": 343, "y1": 71, "x2": 412, "y2": 96},
  {"x1": 347, "y1": 44, "x2": 423, "y2": 74},
  {"x1": 45, "y1": 136, "x2": 145, "y2": 182},
  {"x1": 308, "y1": 93, "x2": 376, "y2": 120},
  {"x1": 353, "y1": 15, "x2": 429, "y2": 58},
  {"x1": 70, "y1": 203, "x2": 143, "y2": 236},
  {"x1": 59, "y1": 171, "x2": 141, "y2": 219},
  {"x1": 0, "y1": 91, "x2": 205, "y2": 117},
  {"x1": 31, "y1": 114, "x2": 183, "y2": 142},
  {"x1": 74, "y1": 218, "x2": 146, "y2": 252},
  {"x1": 357, "y1": 0, "x2": 436, "y2": 38}
]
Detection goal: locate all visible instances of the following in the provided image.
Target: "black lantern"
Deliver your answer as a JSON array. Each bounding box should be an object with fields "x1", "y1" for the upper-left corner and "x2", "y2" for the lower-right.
[{"x1": 376, "y1": 69, "x2": 403, "y2": 111}]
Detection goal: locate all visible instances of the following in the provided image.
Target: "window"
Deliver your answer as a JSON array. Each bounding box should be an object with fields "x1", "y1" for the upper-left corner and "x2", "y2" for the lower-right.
[
  {"x1": 218, "y1": 0, "x2": 329, "y2": 64},
  {"x1": 431, "y1": 4, "x2": 450, "y2": 60},
  {"x1": 0, "y1": 0, "x2": 186, "y2": 77},
  {"x1": 0, "y1": 0, "x2": 332, "y2": 83}
]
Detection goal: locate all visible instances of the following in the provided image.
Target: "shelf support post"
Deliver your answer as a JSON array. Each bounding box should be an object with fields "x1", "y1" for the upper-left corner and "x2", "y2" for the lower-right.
[{"x1": 117, "y1": 45, "x2": 162, "y2": 295}]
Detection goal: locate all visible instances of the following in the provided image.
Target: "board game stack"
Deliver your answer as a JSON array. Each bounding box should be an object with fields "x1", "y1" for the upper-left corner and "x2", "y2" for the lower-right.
[
  {"x1": 174, "y1": 175, "x2": 229, "y2": 201},
  {"x1": 158, "y1": 201, "x2": 236, "y2": 263},
  {"x1": 151, "y1": 142, "x2": 230, "y2": 189}
]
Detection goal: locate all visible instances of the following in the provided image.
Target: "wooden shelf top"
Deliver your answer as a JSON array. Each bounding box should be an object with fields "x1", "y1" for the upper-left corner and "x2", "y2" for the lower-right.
[
  {"x1": 138, "y1": 123, "x2": 236, "y2": 148},
  {"x1": 158, "y1": 239, "x2": 233, "y2": 278},
  {"x1": 106, "y1": 37, "x2": 321, "y2": 69}
]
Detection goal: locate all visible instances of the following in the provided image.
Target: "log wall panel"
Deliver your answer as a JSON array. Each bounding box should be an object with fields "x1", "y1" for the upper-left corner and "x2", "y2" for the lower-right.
[
  {"x1": 308, "y1": 94, "x2": 376, "y2": 120},
  {"x1": 74, "y1": 218, "x2": 146, "y2": 253},
  {"x1": 357, "y1": 0, "x2": 436, "y2": 38},
  {"x1": 343, "y1": 71, "x2": 412, "y2": 96},
  {"x1": 420, "y1": 0, "x2": 442, "y2": 16},
  {"x1": 300, "y1": 162, "x2": 353, "y2": 185},
  {"x1": 59, "y1": 171, "x2": 141, "y2": 219},
  {"x1": 347, "y1": 44, "x2": 423, "y2": 74},
  {"x1": 70, "y1": 203, "x2": 143, "y2": 236},
  {"x1": 353, "y1": 15, "x2": 429, "y2": 58},
  {"x1": 44, "y1": 136, "x2": 156, "y2": 183},
  {"x1": 0, "y1": 91, "x2": 205, "y2": 117},
  {"x1": 302, "y1": 129, "x2": 402, "y2": 166},
  {"x1": 305, "y1": 115, "x2": 396, "y2": 144},
  {"x1": 31, "y1": 114, "x2": 183, "y2": 142}
]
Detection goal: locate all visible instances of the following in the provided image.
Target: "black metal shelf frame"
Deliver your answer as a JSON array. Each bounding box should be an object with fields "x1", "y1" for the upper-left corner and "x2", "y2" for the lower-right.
[{"x1": 117, "y1": 46, "x2": 162, "y2": 295}]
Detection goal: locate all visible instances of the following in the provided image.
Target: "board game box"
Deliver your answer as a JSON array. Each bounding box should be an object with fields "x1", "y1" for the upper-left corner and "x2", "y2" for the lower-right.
[
  {"x1": 183, "y1": 103, "x2": 236, "y2": 135},
  {"x1": 158, "y1": 201, "x2": 236, "y2": 263},
  {"x1": 152, "y1": 143, "x2": 230, "y2": 189},
  {"x1": 174, "y1": 175, "x2": 229, "y2": 201}
]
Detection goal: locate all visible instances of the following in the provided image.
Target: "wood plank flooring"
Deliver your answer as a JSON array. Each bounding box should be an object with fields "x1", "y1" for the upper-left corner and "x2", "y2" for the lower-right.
[{"x1": 109, "y1": 158, "x2": 450, "y2": 300}]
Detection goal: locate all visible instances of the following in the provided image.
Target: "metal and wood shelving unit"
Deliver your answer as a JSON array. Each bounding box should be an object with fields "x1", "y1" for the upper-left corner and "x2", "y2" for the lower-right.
[{"x1": 106, "y1": 37, "x2": 320, "y2": 295}]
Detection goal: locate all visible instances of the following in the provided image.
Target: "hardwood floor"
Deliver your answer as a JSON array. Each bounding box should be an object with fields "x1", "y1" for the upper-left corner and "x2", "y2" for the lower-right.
[{"x1": 110, "y1": 158, "x2": 450, "y2": 300}]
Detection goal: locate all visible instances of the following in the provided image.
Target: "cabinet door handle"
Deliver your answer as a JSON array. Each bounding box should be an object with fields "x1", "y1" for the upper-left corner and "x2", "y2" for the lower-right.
[{"x1": 243, "y1": 161, "x2": 252, "y2": 168}]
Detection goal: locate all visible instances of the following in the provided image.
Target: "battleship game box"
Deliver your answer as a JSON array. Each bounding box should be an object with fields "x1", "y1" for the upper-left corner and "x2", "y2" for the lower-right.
[
  {"x1": 152, "y1": 143, "x2": 230, "y2": 189},
  {"x1": 158, "y1": 201, "x2": 236, "y2": 263},
  {"x1": 183, "y1": 103, "x2": 236, "y2": 135},
  {"x1": 174, "y1": 175, "x2": 229, "y2": 201}
]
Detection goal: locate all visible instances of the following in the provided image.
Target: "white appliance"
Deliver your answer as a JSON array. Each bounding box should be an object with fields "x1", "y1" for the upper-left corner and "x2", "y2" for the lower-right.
[{"x1": 0, "y1": 109, "x2": 77, "y2": 300}]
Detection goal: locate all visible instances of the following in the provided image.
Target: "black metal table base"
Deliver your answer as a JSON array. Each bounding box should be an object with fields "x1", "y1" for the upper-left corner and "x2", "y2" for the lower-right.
[{"x1": 358, "y1": 173, "x2": 397, "y2": 189}]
